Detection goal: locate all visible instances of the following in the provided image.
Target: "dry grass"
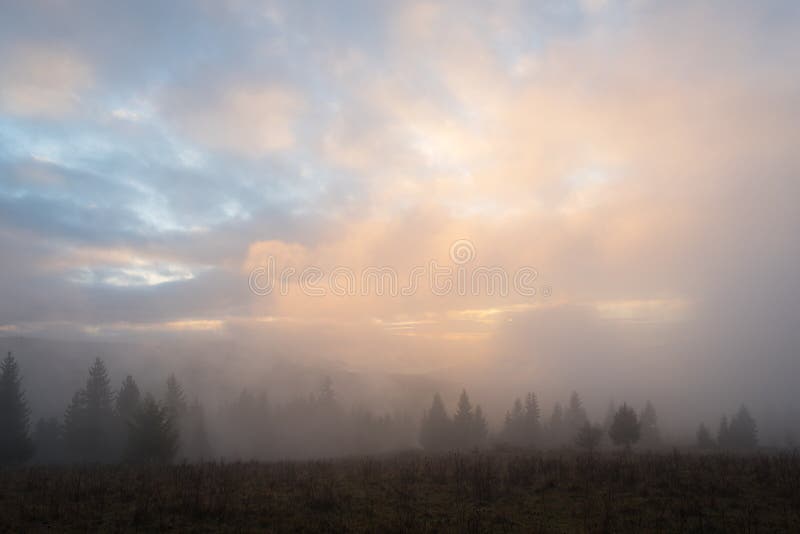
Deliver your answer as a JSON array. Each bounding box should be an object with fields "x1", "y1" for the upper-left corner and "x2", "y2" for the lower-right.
[{"x1": 1, "y1": 450, "x2": 799, "y2": 532}]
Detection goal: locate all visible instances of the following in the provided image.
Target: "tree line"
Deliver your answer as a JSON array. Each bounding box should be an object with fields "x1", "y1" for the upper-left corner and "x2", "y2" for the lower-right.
[
  {"x1": 0, "y1": 352, "x2": 764, "y2": 466},
  {"x1": 695, "y1": 406, "x2": 758, "y2": 450},
  {"x1": 419, "y1": 389, "x2": 760, "y2": 453},
  {"x1": 0, "y1": 353, "x2": 415, "y2": 465},
  {"x1": 19, "y1": 356, "x2": 210, "y2": 465},
  {"x1": 419, "y1": 390, "x2": 664, "y2": 452}
]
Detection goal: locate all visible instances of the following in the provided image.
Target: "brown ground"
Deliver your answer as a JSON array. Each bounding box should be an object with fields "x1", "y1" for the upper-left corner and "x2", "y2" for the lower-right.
[{"x1": 1, "y1": 450, "x2": 798, "y2": 532}]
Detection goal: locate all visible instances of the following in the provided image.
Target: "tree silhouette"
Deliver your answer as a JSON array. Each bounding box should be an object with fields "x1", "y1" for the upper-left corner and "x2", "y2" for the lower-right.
[
  {"x1": 63, "y1": 358, "x2": 116, "y2": 462},
  {"x1": 564, "y1": 391, "x2": 588, "y2": 441},
  {"x1": 717, "y1": 415, "x2": 730, "y2": 449},
  {"x1": 220, "y1": 389, "x2": 273, "y2": 459},
  {"x1": 728, "y1": 405, "x2": 757, "y2": 449},
  {"x1": 116, "y1": 375, "x2": 141, "y2": 422},
  {"x1": 503, "y1": 392, "x2": 542, "y2": 447},
  {"x1": 63, "y1": 390, "x2": 88, "y2": 459},
  {"x1": 0, "y1": 352, "x2": 33, "y2": 465},
  {"x1": 696, "y1": 423, "x2": 715, "y2": 449},
  {"x1": 114, "y1": 375, "x2": 141, "y2": 460},
  {"x1": 503, "y1": 397, "x2": 526, "y2": 445},
  {"x1": 523, "y1": 392, "x2": 541, "y2": 445},
  {"x1": 609, "y1": 403, "x2": 640, "y2": 450},
  {"x1": 419, "y1": 393, "x2": 452, "y2": 451},
  {"x1": 452, "y1": 389, "x2": 474, "y2": 448},
  {"x1": 639, "y1": 401, "x2": 661, "y2": 448},
  {"x1": 575, "y1": 421, "x2": 604, "y2": 453},
  {"x1": 85, "y1": 358, "x2": 113, "y2": 413},
  {"x1": 603, "y1": 400, "x2": 617, "y2": 431},
  {"x1": 472, "y1": 405, "x2": 488, "y2": 446},
  {"x1": 548, "y1": 402, "x2": 564, "y2": 445},
  {"x1": 450, "y1": 390, "x2": 488, "y2": 448},
  {"x1": 164, "y1": 373, "x2": 187, "y2": 421},
  {"x1": 126, "y1": 394, "x2": 178, "y2": 464}
]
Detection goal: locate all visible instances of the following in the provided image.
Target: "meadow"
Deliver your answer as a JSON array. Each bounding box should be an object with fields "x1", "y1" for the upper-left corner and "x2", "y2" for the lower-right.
[{"x1": 1, "y1": 450, "x2": 798, "y2": 532}]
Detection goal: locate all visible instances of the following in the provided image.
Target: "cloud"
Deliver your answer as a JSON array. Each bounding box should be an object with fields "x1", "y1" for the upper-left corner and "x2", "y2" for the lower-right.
[
  {"x1": 162, "y1": 82, "x2": 305, "y2": 157},
  {"x1": 0, "y1": 44, "x2": 93, "y2": 118},
  {"x1": 0, "y1": 0, "x2": 799, "y2": 423}
]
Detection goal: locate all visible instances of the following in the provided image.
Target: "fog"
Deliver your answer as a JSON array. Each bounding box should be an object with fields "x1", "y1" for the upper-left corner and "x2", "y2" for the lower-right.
[{"x1": 2, "y1": 1, "x2": 800, "y2": 461}]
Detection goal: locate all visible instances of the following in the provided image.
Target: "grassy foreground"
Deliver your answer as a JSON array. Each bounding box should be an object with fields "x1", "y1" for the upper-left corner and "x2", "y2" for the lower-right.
[{"x1": 1, "y1": 451, "x2": 799, "y2": 532}]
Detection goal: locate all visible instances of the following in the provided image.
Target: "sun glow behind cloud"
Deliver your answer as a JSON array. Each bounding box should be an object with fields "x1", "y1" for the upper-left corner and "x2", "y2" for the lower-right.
[{"x1": 0, "y1": 0, "x2": 798, "y2": 378}]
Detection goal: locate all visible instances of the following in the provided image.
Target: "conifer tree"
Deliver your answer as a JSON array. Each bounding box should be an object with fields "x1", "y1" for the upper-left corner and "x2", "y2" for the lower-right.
[
  {"x1": 452, "y1": 389, "x2": 474, "y2": 447},
  {"x1": 164, "y1": 373, "x2": 187, "y2": 421},
  {"x1": 609, "y1": 403, "x2": 640, "y2": 450},
  {"x1": 116, "y1": 375, "x2": 141, "y2": 422},
  {"x1": 472, "y1": 405, "x2": 489, "y2": 447},
  {"x1": 639, "y1": 401, "x2": 661, "y2": 447},
  {"x1": 565, "y1": 391, "x2": 588, "y2": 440},
  {"x1": 728, "y1": 405, "x2": 758, "y2": 449},
  {"x1": 696, "y1": 423, "x2": 714, "y2": 449},
  {"x1": 717, "y1": 415, "x2": 730, "y2": 449},
  {"x1": 63, "y1": 390, "x2": 88, "y2": 459},
  {"x1": 64, "y1": 358, "x2": 116, "y2": 462},
  {"x1": 503, "y1": 397, "x2": 525, "y2": 445},
  {"x1": 85, "y1": 358, "x2": 114, "y2": 414},
  {"x1": 126, "y1": 394, "x2": 178, "y2": 464},
  {"x1": 548, "y1": 402, "x2": 564, "y2": 445},
  {"x1": 419, "y1": 393, "x2": 452, "y2": 451},
  {"x1": 523, "y1": 392, "x2": 541, "y2": 445},
  {"x1": 113, "y1": 375, "x2": 142, "y2": 460},
  {"x1": 603, "y1": 400, "x2": 617, "y2": 430},
  {"x1": 0, "y1": 353, "x2": 34, "y2": 465},
  {"x1": 575, "y1": 421, "x2": 604, "y2": 453}
]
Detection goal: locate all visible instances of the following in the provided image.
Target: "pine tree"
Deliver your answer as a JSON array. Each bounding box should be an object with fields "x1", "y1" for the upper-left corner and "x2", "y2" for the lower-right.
[
  {"x1": 116, "y1": 375, "x2": 141, "y2": 422},
  {"x1": 609, "y1": 403, "x2": 640, "y2": 450},
  {"x1": 164, "y1": 374, "x2": 193, "y2": 458},
  {"x1": 728, "y1": 405, "x2": 758, "y2": 449},
  {"x1": 452, "y1": 389, "x2": 474, "y2": 448},
  {"x1": 64, "y1": 358, "x2": 116, "y2": 462},
  {"x1": 523, "y1": 392, "x2": 541, "y2": 445},
  {"x1": 548, "y1": 402, "x2": 564, "y2": 445},
  {"x1": 87, "y1": 358, "x2": 116, "y2": 462},
  {"x1": 603, "y1": 400, "x2": 617, "y2": 430},
  {"x1": 164, "y1": 373, "x2": 187, "y2": 421},
  {"x1": 564, "y1": 392, "x2": 588, "y2": 441},
  {"x1": 113, "y1": 375, "x2": 142, "y2": 461},
  {"x1": 0, "y1": 353, "x2": 34, "y2": 465},
  {"x1": 419, "y1": 393, "x2": 452, "y2": 451},
  {"x1": 472, "y1": 405, "x2": 488, "y2": 447},
  {"x1": 717, "y1": 415, "x2": 730, "y2": 449},
  {"x1": 63, "y1": 390, "x2": 88, "y2": 459},
  {"x1": 126, "y1": 394, "x2": 178, "y2": 464},
  {"x1": 503, "y1": 397, "x2": 525, "y2": 445},
  {"x1": 639, "y1": 401, "x2": 661, "y2": 448},
  {"x1": 575, "y1": 421, "x2": 604, "y2": 453},
  {"x1": 696, "y1": 423, "x2": 714, "y2": 449},
  {"x1": 85, "y1": 358, "x2": 114, "y2": 414}
]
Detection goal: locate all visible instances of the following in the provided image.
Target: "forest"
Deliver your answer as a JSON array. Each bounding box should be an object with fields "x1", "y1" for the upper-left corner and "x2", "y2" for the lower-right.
[
  {"x1": 1, "y1": 352, "x2": 797, "y2": 531},
  {"x1": 3, "y1": 0, "x2": 800, "y2": 530},
  {"x1": 0, "y1": 352, "x2": 769, "y2": 467}
]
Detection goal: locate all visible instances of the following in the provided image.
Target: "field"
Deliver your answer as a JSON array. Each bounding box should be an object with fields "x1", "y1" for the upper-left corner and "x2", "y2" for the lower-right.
[{"x1": 1, "y1": 451, "x2": 799, "y2": 532}]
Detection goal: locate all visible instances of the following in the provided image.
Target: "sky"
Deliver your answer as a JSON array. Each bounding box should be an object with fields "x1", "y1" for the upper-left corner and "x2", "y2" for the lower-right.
[{"x1": 2, "y1": 1, "x2": 800, "y2": 425}]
